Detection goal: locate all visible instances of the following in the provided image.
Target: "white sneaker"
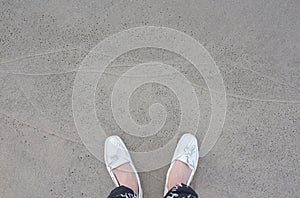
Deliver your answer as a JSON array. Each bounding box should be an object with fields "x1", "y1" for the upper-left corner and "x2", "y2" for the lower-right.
[
  {"x1": 164, "y1": 133, "x2": 199, "y2": 195},
  {"x1": 104, "y1": 135, "x2": 143, "y2": 198}
]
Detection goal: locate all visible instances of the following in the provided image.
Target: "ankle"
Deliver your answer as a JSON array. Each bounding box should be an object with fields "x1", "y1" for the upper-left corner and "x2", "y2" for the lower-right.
[
  {"x1": 167, "y1": 161, "x2": 192, "y2": 191},
  {"x1": 112, "y1": 163, "x2": 139, "y2": 195}
]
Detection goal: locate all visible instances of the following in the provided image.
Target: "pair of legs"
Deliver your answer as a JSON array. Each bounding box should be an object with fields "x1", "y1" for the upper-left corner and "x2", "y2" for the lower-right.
[
  {"x1": 105, "y1": 134, "x2": 199, "y2": 198},
  {"x1": 113, "y1": 160, "x2": 192, "y2": 194}
]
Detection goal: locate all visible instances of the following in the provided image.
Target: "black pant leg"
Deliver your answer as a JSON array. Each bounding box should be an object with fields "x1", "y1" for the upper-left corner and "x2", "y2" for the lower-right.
[
  {"x1": 107, "y1": 185, "x2": 137, "y2": 198},
  {"x1": 164, "y1": 183, "x2": 198, "y2": 198}
]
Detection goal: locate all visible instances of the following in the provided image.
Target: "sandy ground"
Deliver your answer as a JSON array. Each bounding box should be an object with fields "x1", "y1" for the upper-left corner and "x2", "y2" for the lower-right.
[{"x1": 0, "y1": 0, "x2": 299, "y2": 197}]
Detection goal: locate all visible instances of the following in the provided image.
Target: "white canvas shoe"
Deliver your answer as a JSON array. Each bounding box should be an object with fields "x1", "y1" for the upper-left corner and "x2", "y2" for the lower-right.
[
  {"x1": 164, "y1": 133, "x2": 199, "y2": 196},
  {"x1": 104, "y1": 135, "x2": 143, "y2": 198}
]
